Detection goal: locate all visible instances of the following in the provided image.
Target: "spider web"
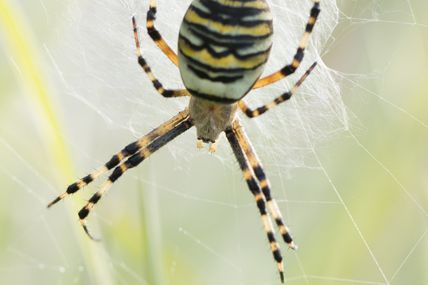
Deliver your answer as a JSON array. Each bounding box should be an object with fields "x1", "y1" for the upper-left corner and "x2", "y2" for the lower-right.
[{"x1": 0, "y1": 0, "x2": 427, "y2": 284}]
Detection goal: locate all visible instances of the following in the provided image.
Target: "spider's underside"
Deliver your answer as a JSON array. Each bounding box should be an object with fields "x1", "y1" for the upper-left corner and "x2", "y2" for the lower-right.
[{"x1": 48, "y1": 0, "x2": 320, "y2": 282}]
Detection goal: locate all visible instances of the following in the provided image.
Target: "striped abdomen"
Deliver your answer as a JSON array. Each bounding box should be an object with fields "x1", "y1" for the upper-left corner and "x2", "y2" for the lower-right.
[{"x1": 178, "y1": 0, "x2": 273, "y2": 103}]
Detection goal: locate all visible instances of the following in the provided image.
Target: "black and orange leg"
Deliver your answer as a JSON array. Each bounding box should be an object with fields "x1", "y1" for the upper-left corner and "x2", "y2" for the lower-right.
[
  {"x1": 146, "y1": 0, "x2": 179, "y2": 66},
  {"x1": 78, "y1": 117, "x2": 193, "y2": 240},
  {"x1": 253, "y1": 0, "x2": 320, "y2": 89},
  {"x1": 47, "y1": 109, "x2": 190, "y2": 208},
  {"x1": 132, "y1": 17, "x2": 188, "y2": 98},
  {"x1": 225, "y1": 123, "x2": 284, "y2": 283},
  {"x1": 231, "y1": 120, "x2": 296, "y2": 250},
  {"x1": 240, "y1": 62, "x2": 317, "y2": 118}
]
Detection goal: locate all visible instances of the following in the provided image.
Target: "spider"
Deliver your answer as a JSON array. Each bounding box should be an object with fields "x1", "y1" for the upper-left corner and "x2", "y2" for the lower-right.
[{"x1": 48, "y1": 0, "x2": 320, "y2": 282}]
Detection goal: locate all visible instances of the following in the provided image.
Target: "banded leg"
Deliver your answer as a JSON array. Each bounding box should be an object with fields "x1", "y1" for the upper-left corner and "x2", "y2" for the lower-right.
[
  {"x1": 240, "y1": 62, "x2": 317, "y2": 118},
  {"x1": 47, "y1": 109, "x2": 190, "y2": 208},
  {"x1": 133, "y1": 17, "x2": 188, "y2": 98},
  {"x1": 253, "y1": 0, "x2": 320, "y2": 89},
  {"x1": 146, "y1": 0, "x2": 179, "y2": 66},
  {"x1": 78, "y1": 118, "x2": 194, "y2": 240},
  {"x1": 232, "y1": 120, "x2": 296, "y2": 249},
  {"x1": 225, "y1": 123, "x2": 284, "y2": 283}
]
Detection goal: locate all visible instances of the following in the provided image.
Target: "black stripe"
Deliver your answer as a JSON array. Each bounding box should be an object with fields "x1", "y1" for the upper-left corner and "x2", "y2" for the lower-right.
[
  {"x1": 127, "y1": 153, "x2": 145, "y2": 168},
  {"x1": 78, "y1": 208, "x2": 89, "y2": 219},
  {"x1": 153, "y1": 79, "x2": 162, "y2": 90},
  {"x1": 267, "y1": 231, "x2": 276, "y2": 243},
  {"x1": 109, "y1": 167, "x2": 124, "y2": 183},
  {"x1": 124, "y1": 141, "x2": 140, "y2": 155},
  {"x1": 280, "y1": 64, "x2": 296, "y2": 76},
  {"x1": 256, "y1": 105, "x2": 268, "y2": 115},
  {"x1": 294, "y1": 47, "x2": 304, "y2": 62},
  {"x1": 274, "y1": 97, "x2": 285, "y2": 104},
  {"x1": 66, "y1": 183, "x2": 80, "y2": 194},
  {"x1": 281, "y1": 92, "x2": 292, "y2": 101},
  {"x1": 88, "y1": 193, "x2": 102, "y2": 204},
  {"x1": 138, "y1": 56, "x2": 148, "y2": 69},
  {"x1": 188, "y1": 89, "x2": 240, "y2": 104},
  {"x1": 244, "y1": 108, "x2": 254, "y2": 118},
  {"x1": 253, "y1": 165, "x2": 266, "y2": 182},
  {"x1": 180, "y1": 46, "x2": 267, "y2": 73},
  {"x1": 255, "y1": 197, "x2": 266, "y2": 214},
  {"x1": 283, "y1": 232, "x2": 293, "y2": 244},
  {"x1": 180, "y1": 35, "x2": 271, "y2": 60},
  {"x1": 190, "y1": 5, "x2": 271, "y2": 28},
  {"x1": 187, "y1": 65, "x2": 243, "y2": 83},
  {"x1": 105, "y1": 154, "x2": 121, "y2": 170},
  {"x1": 82, "y1": 175, "x2": 93, "y2": 185},
  {"x1": 147, "y1": 27, "x2": 161, "y2": 41},
  {"x1": 182, "y1": 26, "x2": 256, "y2": 49},
  {"x1": 311, "y1": 3, "x2": 321, "y2": 18},
  {"x1": 185, "y1": 19, "x2": 272, "y2": 41},
  {"x1": 199, "y1": 0, "x2": 268, "y2": 18},
  {"x1": 146, "y1": 6, "x2": 157, "y2": 21},
  {"x1": 272, "y1": 249, "x2": 282, "y2": 263},
  {"x1": 306, "y1": 5, "x2": 320, "y2": 32}
]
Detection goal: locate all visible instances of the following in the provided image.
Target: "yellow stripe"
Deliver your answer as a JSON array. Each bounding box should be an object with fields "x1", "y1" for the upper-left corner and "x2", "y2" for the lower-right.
[
  {"x1": 279, "y1": 225, "x2": 288, "y2": 235},
  {"x1": 270, "y1": 241, "x2": 279, "y2": 251},
  {"x1": 259, "y1": 179, "x2": 268, "y2": 188},
  {"x1": 217, "y1": 0, "x2": 268, "y2": 9},
  {"x1": 119, "y1": 164, "x2": 127, "y2": 172},
  {"x1": 243, "y1": 169, "x2": 253, "y2": 180},
  {"x1": 180, "y1": 39, "x2": 267, "y2": 69},
  {"x1": 141, "y1": 148, "x2": 152, "y2": 158},
  {"x1": 185, "y1": 9, "x2": 272, "y2": 37},
  {"x1": 146, "y1": 20, "x2": 154, "y2": 29},
  {"x1": 77, "y1": 180, "x2": 86, "y2": 189}
]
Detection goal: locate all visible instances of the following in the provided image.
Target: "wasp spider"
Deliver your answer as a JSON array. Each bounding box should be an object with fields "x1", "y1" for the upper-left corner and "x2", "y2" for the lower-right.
[{"x1": 48, "y1": 0, "x2": 320, "y2": 282}]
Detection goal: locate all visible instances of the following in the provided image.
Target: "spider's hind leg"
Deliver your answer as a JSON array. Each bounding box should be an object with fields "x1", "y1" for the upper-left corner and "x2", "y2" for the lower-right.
[
  {"x1": 78, "y1": 115, "x2": 194, "y2": 240},
  {"x1": 231, "y1": 120, "x2": 296, "y2": 250},
  {"x1": 226, "y1": 121, "x2": 285, "y2": 283},
  {"x1": 47, "y1": 109, "x2": 190, "y2": 208}
]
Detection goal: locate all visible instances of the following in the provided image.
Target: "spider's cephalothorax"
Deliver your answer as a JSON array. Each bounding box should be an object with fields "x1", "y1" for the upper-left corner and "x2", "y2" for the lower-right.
[
  {"x1": 48, "y1": 0, "x2": 321, "y2": 282},
  {"x1": 189, "y1": 96, "x2": 237, "y2": 143}
]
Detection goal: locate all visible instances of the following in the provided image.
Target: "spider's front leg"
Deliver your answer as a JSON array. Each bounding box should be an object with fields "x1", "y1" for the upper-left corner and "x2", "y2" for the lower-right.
[
  {"x1": 132, "y1": 17, "x2": 188, "y2": 98},
  {"x1": 226, "y1": 120, "x2": 285, "y2": 283},
  {"x1": 145, "y1": 0, "x2": 178, "y2": 66},
  {"x1": 240, "y1": 62, "x2": 317, "y2": 118},
  {"x1": 253, "y1": 0, "x2": 320, "y2": 89}
]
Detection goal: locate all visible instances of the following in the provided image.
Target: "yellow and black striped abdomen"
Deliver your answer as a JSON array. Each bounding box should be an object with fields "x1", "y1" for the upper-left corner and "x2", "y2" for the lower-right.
[{"x1": 178, "y1": 0, "x2": 273, "y2": 103}]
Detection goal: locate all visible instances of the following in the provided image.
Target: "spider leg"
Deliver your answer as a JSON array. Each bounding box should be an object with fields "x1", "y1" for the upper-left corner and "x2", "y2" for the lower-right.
[
  {"x1": 225, "y1": 121, "x2": 284, "y2": 283},
  {"x1": 47, "y1": 109, "x2": 189, "y2": 208},
  {"x1": 78, "y1": 117, "x2": 194, "y2": 240},
  {"x1": 240, "y1": 62, "x2": 317, "y2": 118},
  {"x1": 133, "y1": 17, "x2": 188, "y2": 98},
  {"x1": 231, "y1": 120, "x2": 296, "y2": 250},
  {"x1": 253, "y1": 0, "x2": 320, "y2": 89},
  {"x1": 146, "y1": 0, "x2": 179, "y2": 66}
]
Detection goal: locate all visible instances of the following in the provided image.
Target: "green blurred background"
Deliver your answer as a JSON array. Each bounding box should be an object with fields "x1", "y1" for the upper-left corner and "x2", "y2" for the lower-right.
[{"x1": 0, "y1": 0, "x2": 427, "y2": 284}]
